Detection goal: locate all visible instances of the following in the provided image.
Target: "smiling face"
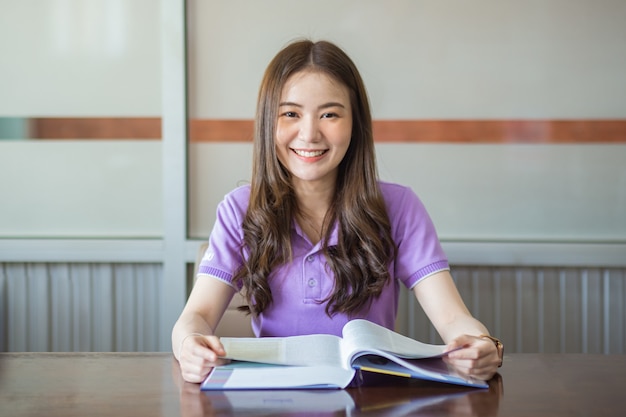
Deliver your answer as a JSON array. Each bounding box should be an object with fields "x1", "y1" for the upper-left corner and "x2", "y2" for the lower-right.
[{"x1": 275, "y1": 70, "x2": 353, "y2": 193}]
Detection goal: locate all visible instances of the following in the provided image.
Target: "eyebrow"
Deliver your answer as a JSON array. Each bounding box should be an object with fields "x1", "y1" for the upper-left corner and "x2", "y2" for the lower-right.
[{"x1": 279, "y1": 101, "x2": 346, "y2": 110}]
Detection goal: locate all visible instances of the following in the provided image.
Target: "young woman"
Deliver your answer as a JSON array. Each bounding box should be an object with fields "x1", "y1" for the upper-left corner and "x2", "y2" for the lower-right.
[{"x1": 172, "y1": 39, "x2": 503, "y2": 383}]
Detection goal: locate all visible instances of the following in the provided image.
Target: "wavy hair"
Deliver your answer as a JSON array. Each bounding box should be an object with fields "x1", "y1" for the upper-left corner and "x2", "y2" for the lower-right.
[{"x1": 233, "y1": 39, "x2": 396, "y2": 317}]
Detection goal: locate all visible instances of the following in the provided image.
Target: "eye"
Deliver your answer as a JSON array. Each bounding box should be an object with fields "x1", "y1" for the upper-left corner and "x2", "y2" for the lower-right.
[
  {"x1": 281, "y1": 111, "x2": 298, "y2": 118},
  {"x1": 321, "y1": 112, "x2": 338, "y2": 119}
]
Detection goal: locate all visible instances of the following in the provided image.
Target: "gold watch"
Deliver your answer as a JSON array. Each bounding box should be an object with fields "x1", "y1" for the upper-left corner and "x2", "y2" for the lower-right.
[{"x1": 480, "y1": 334, "x2": 504, "y2": 367}]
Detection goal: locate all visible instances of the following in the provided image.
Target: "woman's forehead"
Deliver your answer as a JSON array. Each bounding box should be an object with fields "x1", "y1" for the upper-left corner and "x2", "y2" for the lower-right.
[{"x1": 280, "y1": 70, "x2": 350, "y2": 103}]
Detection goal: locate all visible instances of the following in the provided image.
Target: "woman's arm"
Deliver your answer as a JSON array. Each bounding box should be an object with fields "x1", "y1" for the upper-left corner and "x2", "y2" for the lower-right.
[
  {"x1": 171, "y1": 277, "x2": 236, "y2": 382},
  {"x1": 413, "y1": 270, "x2": 502, "y2": 380}
]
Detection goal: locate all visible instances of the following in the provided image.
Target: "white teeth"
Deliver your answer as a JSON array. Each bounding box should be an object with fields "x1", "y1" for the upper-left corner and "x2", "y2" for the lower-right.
[{"x1": 294, "y1": 149, "x2": 325, "y2": 157}]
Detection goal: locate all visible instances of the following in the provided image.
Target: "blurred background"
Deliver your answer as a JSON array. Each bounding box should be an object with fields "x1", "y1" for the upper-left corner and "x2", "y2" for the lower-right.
[{"x1": 1, "y1": 0, "x2": 624, "y2": 354}]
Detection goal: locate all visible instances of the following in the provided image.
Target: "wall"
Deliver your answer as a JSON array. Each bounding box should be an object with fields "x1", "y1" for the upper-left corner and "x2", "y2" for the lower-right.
[
  {"x1": 0, "y1": 0, "x2": 172, "y2": 351},
  {"x1": 0, "y1": 0, "x2": 161, "y2": 237},
  {"x1": 188, "y1": 0, "x2": 626, "y2": 242},
  {"x1": 1, "y1": 0, "x2": 625, "y2": 239},
  {"x1": 189, "y1": 0, "x2": 626, "y2": 119},
  {"x1": 0, "y1": 0, "x2": 625, "y2": 352}
]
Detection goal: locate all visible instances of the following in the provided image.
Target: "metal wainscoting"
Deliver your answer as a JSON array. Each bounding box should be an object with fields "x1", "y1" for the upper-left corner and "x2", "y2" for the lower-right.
[
  {"x1": 2, "y1": 263, "x2": 625, "y2": 353},
  {"x1": 0, "y1": 263, "x2": 162, "y2": 352},
  {"x1": 396, "y1": 266, "x2": 625, "y2": 354}
]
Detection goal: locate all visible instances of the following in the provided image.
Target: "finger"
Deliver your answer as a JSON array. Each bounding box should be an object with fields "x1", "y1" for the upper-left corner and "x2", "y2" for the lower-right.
[
  {"x1": 202, "y1": 336, "x2": 227, "y2": 357},
  {"x1": 180, "y1": 359, "x2": 210, "y2": 383},
  {"x1": 182, "y1": 357, "x2": 231, "y2": 384},
  {"x1": 444, "y1": 355, "x2": 500, "y2": 380},
  {"x1": 182, "y1": 340, "x2": 230, "y2": 377},
  {"x1": 446, "y1": 347, "x2": 499, "y2": 368},
  {"x1": 446, "y1": 345, "x2": 481, "y2": 361},
  {"x1": 184, "y1": 335, "x2": 225, "y2": 361},
  {"x1": 445, "y1": 335, "x2": 472, "y2": 352},
  {"x1": 458, "y1": 362, "x2": 498, "y2": 381},
  {"x1": 446, "y1": 334, "x2": 487, "y2": 355},
  {"x1": 447, "y1": 337, "x2": 496, "y2": 360},
  {"x1": 181, "y1": 370, "x2": 205, "y2": 383}
]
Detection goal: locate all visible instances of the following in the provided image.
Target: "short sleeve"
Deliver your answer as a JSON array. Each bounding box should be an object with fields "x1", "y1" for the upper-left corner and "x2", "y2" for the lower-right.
[
  {"x1": 381, "y1": 182, "x2": 449, "y2": 289},
  {"x1": 197, "y1": 186, "x2": 250, "y2": 288}
]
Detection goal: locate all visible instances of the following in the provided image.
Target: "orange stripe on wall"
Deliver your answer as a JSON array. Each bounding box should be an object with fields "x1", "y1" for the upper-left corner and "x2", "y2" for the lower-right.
[
  {"x1": 188, "y1": 119, "x2": 626, "y2": 143},
  {"x1": 372, "y1": 120, "x2": 626, "y2": 143},
  {"x1": 189, "y1": 119, "x2": 252, "y2": 142},
  {"x1": 31, "y1": 117, "x2": 162, "y2": 139},
  {"x1": 29, "y1": 118, "x2": 626, "y2": 143}
]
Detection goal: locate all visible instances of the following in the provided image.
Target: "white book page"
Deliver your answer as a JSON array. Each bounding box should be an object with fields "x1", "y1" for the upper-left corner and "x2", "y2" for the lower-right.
[
  {"x1": 339, "y1": 319, "x2": 447, "y2": 366},
  {"x1": 220, "y1": 365, "x2": 355, "y2": 389},
  {"x1": 220, "y1": 334, "x2": 343, "y2": 367}
]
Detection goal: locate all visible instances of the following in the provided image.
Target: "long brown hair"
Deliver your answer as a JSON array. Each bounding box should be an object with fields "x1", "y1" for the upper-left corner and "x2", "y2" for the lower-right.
[{"x1": 233, "y1": 39, "x2": 396, "y2": 317}]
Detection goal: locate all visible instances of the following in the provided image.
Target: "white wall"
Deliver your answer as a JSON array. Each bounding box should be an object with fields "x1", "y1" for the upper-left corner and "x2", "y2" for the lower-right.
[
  {"x1": 0, "y1": 0, "x2": 161, "y2": 238},
  {"x1": 188, "y1": 143, "x2": 626, "y2": 242},
  {"x1": 188, "y1": 0, "x2": 626, "y2": 119},
  {"x1": 0, "y1": 141, "x2": 162, "y2": 238},
  {"x1": 0, "y1": 0, "x2": 161, "y2": 116},
  {"x1": 187, "y1": 0, "x2": 626, "y2": 243},
  {"x1": 376, "y1": 144, "x2": 626, "y2": 242},
  {"x1": 1, "y1": 0, "x2": 625, "y2": 246}
]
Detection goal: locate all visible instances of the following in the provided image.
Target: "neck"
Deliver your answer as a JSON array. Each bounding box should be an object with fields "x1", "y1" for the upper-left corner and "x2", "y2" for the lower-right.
[
  {"x1": 293, "y1": 181, "x2": 333, "y2": 217},
  {"x1": 292, "y1": 181, "x2": 334, "y2": 244}
]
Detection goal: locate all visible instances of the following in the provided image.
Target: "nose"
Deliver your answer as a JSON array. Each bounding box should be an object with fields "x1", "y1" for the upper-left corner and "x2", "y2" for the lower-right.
[{"x1": 298, "y1": 115, "x2": 321, "y2": 143}]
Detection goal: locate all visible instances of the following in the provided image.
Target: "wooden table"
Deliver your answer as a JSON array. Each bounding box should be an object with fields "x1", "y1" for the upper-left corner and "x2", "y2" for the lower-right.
[{"x1": 1, "y1": 352, "x2": 625, "y2": 416}]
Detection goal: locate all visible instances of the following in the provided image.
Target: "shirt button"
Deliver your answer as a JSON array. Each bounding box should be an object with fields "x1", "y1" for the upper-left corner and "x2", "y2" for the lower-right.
[
  {"x1": 307, "y1": 278, "x2": 317, "y2": 287},
  {"x1": 306, "y1": 255, "x2": 315, "y2": 263}
]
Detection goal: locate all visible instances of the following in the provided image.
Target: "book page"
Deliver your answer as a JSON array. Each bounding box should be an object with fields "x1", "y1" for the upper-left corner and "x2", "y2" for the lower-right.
[
  {"x1": 202, "y1": 363, "x2": 355, "y2": 390},
  {"x1": 220, "y1": 334, "x2": 344, "y2": 367},
  {"x1": 352, "y1": 354, "x2": 488, "y2": 388},
  {"x1": 340, "y1": 319, "x2": 447, "y2": 365}
]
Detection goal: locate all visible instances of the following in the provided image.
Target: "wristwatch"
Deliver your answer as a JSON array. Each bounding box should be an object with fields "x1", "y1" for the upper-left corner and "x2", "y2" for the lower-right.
[{"x1": 480, "y1": 334, "x2": 504, "y2": 367}]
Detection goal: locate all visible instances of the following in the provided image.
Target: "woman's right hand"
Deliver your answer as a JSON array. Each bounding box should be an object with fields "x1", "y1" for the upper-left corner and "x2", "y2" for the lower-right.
[{"x1": 178, "y1": 333, "x2": 230, "y2": 383}]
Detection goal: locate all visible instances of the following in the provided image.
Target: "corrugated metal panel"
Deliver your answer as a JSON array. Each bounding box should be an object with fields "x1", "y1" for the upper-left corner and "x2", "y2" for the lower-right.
[
  {"x1": 0, "y1": 263, "x2": 162, "y2": 352},
  {"x1": 397, "y1": 266, "x2": 626, "y2": 354},
  {"x1": 1, "y1": 263, "x2": 624, "y2": 353}
]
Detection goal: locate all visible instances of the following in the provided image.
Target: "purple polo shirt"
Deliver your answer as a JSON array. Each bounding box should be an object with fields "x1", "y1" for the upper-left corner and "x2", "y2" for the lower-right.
[{"x1": 197, "y1": 181, "x2": 449, "y2": 337}]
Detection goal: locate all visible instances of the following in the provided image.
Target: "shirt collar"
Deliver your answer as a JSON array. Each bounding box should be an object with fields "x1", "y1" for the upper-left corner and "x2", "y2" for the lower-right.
[{"x1": 292, "y1": 219, "x2": 339, "y2": 248}]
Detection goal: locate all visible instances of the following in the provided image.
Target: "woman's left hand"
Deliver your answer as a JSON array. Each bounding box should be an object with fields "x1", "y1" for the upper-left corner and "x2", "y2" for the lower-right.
[{"x1": 443, "y1": 334, "x2": 501, "y2": 381}]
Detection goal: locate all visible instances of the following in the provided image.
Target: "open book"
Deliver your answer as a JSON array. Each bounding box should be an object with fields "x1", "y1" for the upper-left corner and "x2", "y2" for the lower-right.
[{"x1": 201, "y1": 319, "x2": 488, "y2": 390}]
